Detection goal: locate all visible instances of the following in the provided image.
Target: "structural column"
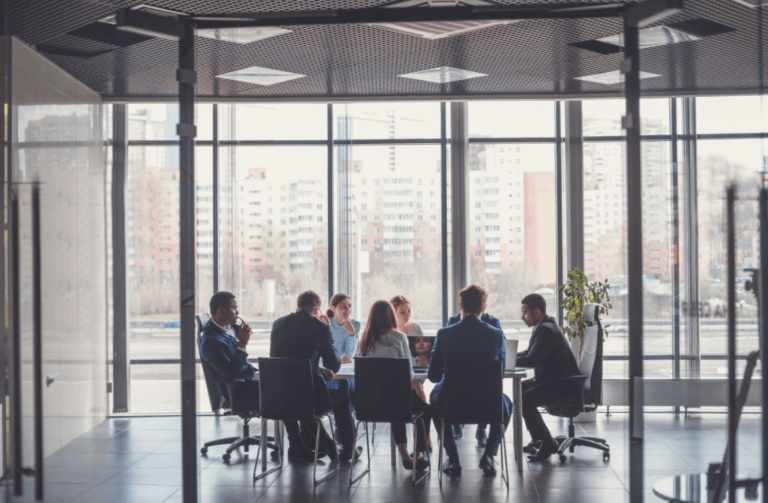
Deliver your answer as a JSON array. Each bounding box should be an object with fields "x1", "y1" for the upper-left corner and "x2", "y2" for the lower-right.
[
  {"x1": 178, "y1": 22, "x2": 198, "y2": 503},
  {"x1": 623, "y1": 16, "x2": 644, "y2": 503},
  {"x1": 682, "y1": 97, "x2": 700, "y2": 381},
  {"x1": 111, "y1": 104, "x2": 130, "y2": 413},
  {"x1": 450, "y1": 101, "x2": 469, "y2": 312},
  {"x1": 441, "y1": 102, "x2": 449, "y2": 327},
  {"x1": 555, "y1": 102, "x2": 564, "y2": 325},
  {"x1": 564, "y1": 100, "x2": 584, "y2": 274}
]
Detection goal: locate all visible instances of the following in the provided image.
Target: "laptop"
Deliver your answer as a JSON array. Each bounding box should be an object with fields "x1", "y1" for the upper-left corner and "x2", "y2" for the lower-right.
[{"x1": 505, "y1": 339, "x2": 519, "y2": 372}]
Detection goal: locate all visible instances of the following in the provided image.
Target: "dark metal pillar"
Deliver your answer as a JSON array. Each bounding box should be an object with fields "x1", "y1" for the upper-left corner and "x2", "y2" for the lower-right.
[
  {"x1": 623, "y1": 16, "x2": 644, "y2": 503},
  {"x1": 682, "y1": 97, "x2": 700, "y2": 381},
  {"x1": 726, "y1": 185, "x2": 736, "y2": 503},
  {"x1": 440, "y1": 102, "x2": 448, "y2": 327},
  {"x1": 213, "y1": 103, "x2": 219, "y2": 293},
  {"x1": 0, "y1": 32, "x2": 7, "y2": 481},
  {"x1": 564, "y1": 101, "x2": 584, "y2": 274},
  {"x1": 450, "y1": 102, "x2": 469, "y2": 311},
  {"x1": 669, "y1": 99, "x2": 680, "y2": 385},
  {"x1": 327, "y1": 103, "x2": 334, "y2": 297},
  {"x1": 555, "y1": 101, "x2": 564, "y2": 325},
  {"x1": 32, "y1": 185, "x2": 43, "y2": 501},
  {"x1": 759, "y1": 186, "x2": 768, "y2": 503},
  {"x1": 111, "y1": 104, "x2": 130, "y2": 413},
  {"x1": 178, "y1": 22, "x2": 198, "y2": 503}
]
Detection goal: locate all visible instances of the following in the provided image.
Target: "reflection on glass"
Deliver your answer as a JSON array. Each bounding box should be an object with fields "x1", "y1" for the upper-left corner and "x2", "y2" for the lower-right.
[
  {"x1": 217, "y1": 146, "x2": 329, "y2": 359},
  {"x1": 224, "y1": 103, "x2": 326, "y2": 141},
  {"x1": 126, "y1": 145, "x2": 213, "y2": 413},
  {"x1": 697, "y1": 139, "x2": 762, "y2": 377},
  {"x1": 466, "y1": 143, "x2": 555, "y2": 353},
  {"x1": 127, "y1": 103, "x2": 213, "y2": 141},
  {"x1": 469, "y1": 101, "x2": 555, "y2": 138},
  {"x1": 335, "y1": 145, "x2": 443, "y2": 331},
  {"x1": 696, "y1": 96, "x2": 768, "y2": 135},
  {"x1": 334, "y1": 102, "x2": 441, "y2": 140}
]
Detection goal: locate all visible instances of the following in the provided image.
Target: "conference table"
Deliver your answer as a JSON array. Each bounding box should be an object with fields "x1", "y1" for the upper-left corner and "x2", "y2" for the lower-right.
[{"x1": 334, "y1": 362, "x2": 530, "y2": 473}]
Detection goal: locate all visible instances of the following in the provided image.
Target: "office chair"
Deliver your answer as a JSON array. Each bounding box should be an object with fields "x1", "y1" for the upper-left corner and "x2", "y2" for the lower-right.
[
  {"x1": 256, "y1": 357, "x2": 340, "y2": 484},
  {"x1": 350, "y1": 357, "x2": 431, "y2": 486},
  {"x1": 438, "y1": 360, "x2": 509, "y2": 487},
  {"x1": 196, "y1": 313, "x2": 275, "y2": 462},
  {"x1": 546, "y1": 303, "x2": 610, "y2": 462}
]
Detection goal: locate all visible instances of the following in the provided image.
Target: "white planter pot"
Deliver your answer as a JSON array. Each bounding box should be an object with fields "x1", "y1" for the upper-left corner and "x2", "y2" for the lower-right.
[{"x1": 573, "y1": 410, "x2": 597, "y2": 423}]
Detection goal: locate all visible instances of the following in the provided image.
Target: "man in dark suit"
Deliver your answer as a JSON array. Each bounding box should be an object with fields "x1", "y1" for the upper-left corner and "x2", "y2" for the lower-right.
[
  {"x1": 199, "y1": 291, "x2": 258, "y2": 404},
  {"x1": 429, "y1": 285, "x2": 511, "y2": 477},
  {"x1": 517, "y1": 293, "x2": 581, "y2": 461},
  {"x1": 446, "y1": 311, "x2": 502, "y2": 447},
  {"x1": 270, "y1": 291, "x2": 361, "y2": 464}
]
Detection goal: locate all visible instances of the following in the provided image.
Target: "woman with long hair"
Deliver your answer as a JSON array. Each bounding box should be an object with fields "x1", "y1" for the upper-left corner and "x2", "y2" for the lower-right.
[
  {"x1": 359, "y1": 300, "x2": 431, "y2": 471},
  {"x1": 391, "y1": 295, "x2": 433, "y2": 368}
]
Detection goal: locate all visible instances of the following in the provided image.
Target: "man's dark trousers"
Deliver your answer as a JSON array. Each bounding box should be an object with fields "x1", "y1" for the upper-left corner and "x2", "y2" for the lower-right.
[{"x1": 521, "y1": 379, "x2": 575, "y2": 448}]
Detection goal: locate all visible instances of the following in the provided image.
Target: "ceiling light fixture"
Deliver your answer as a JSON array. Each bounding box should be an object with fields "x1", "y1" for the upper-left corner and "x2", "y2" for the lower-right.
[
  {"x1": 196, "y1": 27, "x2": 292, "y2": 45},
  {"x1": 598, "y1": 25, "x2": 700, "y2": 49},
  {"x1": 99, "y1": 4, "x2": 186, "y2": 24},
  {"x1": 375, "y1": 0, "x2": 516, "y2": 39},
  {"x1": 575, "y1": 70, "x2": 661, "y2": 86},
  {"x1": 215, "y1": 66, "x2": 305, "y2": 86},
  {"x1": 400, "y1": 66, "x2": 487, "y2": 84}
]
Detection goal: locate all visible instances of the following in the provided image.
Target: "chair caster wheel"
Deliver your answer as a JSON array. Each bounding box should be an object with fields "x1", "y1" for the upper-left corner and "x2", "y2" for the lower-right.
[
  {"x1": 200, "y1": 447, "x2": 208, "y2": 455},
  {"x1": 603, "y1": 452, "x2": 610, "y2": 462},
  {"x1": 559, "y1": 454, "x2": 567, "y2": 463},
  {"x1": 223, "y1": 453, "x2": 231, "y2": 462}
]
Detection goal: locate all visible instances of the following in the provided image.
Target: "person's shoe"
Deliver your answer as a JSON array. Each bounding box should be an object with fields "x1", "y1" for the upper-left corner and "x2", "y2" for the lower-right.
[
  {"x1": 414, "y1": 456, "x2": 430, "y2": 471},
  {"x1": 287, "y1": 446, "x2": 317, "y2": 462},
  {"x1": 442, "y1": 458, "x2": 462, "y2": 476},
  {"x1": 339, "y1": 446, "x2": 364, "y2": 464},
  {"x1": 527, "y1": 442, "x2": 555, "y2": 462},
  {"x1": 479, "y1": 453, "x2": 497, "y2": 476},
  {"x1": 452, "y1": 424, "x2": 463, "y2": 439},
  {"x1": 475, "y1": 428, "x2": 487, "y2": 448},
  {"x1": 523, "y1": 440, "x2": 542, "y2": 454}
]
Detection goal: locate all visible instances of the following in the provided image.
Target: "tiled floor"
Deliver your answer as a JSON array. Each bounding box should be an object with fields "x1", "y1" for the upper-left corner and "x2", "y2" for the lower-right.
[{"x1": 4, "y1": 412, "x2": 763, "y2": 502}]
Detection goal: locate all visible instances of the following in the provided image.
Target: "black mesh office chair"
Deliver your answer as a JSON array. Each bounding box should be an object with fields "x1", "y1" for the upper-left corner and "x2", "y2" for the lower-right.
[
  {"x1": 351, "y1": 357, "x2": 431, "y2": 486},
  {"x1": 547, "y1": 303, "x2": 610, "y2": 462},
  {"x1": 196, "y1": 313, "x2": 275, "y2": 462},
  {"x1": 438, "y1": 359, "x2": 509, "y2": 487},
  {"x1": 256, "y1": 357, "x2": 340, "y2": 484}
]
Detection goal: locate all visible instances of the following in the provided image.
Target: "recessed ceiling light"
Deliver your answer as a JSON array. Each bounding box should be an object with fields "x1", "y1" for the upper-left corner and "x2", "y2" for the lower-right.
[
  {"x1": 375, "y1": 0, "x2": 515, "y2": 39},
  {"x1": 196, "y1": 27, "x2": 292, "y2": 45},
  {"x1": 575, "y1": 70, "x2": 661, "y2": 86},
  {"x1": 216, "y1": 66, "x2": 305, "y2": 86},
  {"x1": 400, "y1": 66, "x2": 487, "y2": 84},
  {"x1": 729, "y1": 0, "x2": 767, "y2": 7},
  {"x1": 598, "y1": 26, "x2": 700, "y2": 49},
  {"x1": 99, "y1": 4, "x2": 186, "y2": 25}
]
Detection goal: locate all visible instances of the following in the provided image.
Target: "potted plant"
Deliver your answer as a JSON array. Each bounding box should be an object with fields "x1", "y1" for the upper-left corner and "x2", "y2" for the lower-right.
[{"x1": 558, "y1": 267, "x2": 612, "y2": 361}]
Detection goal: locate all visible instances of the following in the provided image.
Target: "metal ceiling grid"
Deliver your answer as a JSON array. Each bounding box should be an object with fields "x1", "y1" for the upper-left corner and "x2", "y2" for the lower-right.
[{"x1": 6, "y1": 0, "x2": 768, "y2": 99}]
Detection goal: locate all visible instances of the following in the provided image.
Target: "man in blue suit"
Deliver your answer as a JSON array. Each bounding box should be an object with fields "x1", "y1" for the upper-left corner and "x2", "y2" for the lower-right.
[
  {"x1": 446, "y1": 311, "x2": 501, "y2": 447},
  {"x1": 429, "y1": 285, "x2": 511, "y2": 477}
]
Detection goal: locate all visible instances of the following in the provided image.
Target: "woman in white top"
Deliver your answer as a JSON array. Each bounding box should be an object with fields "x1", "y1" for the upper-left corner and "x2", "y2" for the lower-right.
[
  {"x1": 359, "y1": 300, "x2": 431, "y2": 471},
  {"x1": 390, "y1": 295, "x2": 431, "y2": 368}
]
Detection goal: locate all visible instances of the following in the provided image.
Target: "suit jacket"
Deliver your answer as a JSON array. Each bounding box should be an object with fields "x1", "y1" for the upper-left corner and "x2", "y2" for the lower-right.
[
  {"x1": 447, "y1": 312, "x2": 501, "y2": 328},
  {"x1": 269, "y1": 309, "x2": 340, "y2": 411},
  {"x1": 200, "y1": 319, "x2": 255, "y2": 398},
  {"x1": 516, "y1": 316, "x2": 580, "y2": 383},
  {"x1": 428, "y1": 315, "x2": 506, "y2": 386}
]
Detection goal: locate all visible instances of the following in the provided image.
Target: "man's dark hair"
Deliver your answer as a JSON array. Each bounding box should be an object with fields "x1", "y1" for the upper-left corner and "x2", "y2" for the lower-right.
[
  {"x1": 521, "y1": 293, "x2": 547, "y2": 315},
  {"x1": 297, "y1": 290, "x2": 322, "y2": 311},
  {"x1": 210, "y1": 291, "x2": 235, "y2": 316},
  {"x1": 459, "y1": 284, "x2": 487, "y2": 315}
]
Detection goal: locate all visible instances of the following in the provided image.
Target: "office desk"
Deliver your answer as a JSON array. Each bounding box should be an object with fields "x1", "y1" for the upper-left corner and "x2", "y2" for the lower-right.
[{"x1": 334, "y1": 363, "x2": 530, "y2": 473}]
